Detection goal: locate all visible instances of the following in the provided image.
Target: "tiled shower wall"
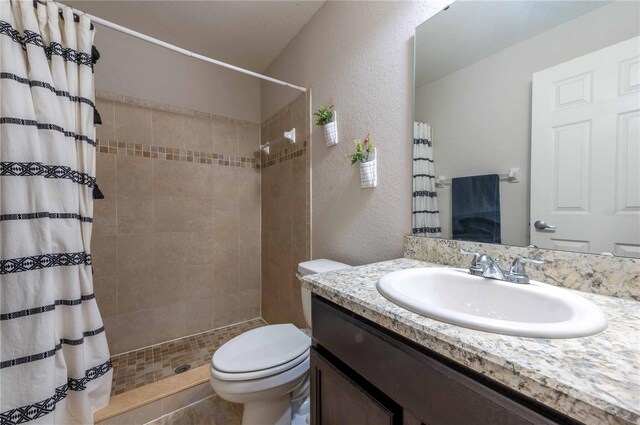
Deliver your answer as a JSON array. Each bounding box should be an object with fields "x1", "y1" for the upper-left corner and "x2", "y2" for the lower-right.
[
  {"x1": 91, "y1": 92, "x2": 261, "y2": 354},
  {"x1": 260, "y1": 93, "x2": 311, "y2": 327}
]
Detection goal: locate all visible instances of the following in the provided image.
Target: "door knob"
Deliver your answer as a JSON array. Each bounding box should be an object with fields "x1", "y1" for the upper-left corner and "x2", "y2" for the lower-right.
[{"x1": 534, "y1": 220, "x2": 556, "y2": 231}]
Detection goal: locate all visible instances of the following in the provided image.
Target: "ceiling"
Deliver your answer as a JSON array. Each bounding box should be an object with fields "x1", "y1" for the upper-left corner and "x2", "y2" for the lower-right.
[
  {"x1": 415, "y1": 1, "x2": 611, "y2": 87},
  {"x1": 65, "y1": 0, "x2": 324, "y2": 72}
]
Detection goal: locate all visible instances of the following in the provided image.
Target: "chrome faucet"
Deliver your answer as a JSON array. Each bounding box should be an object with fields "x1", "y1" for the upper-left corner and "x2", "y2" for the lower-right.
[{"x1": 459, "y1": 249, "x2": 546, "y2": 284}]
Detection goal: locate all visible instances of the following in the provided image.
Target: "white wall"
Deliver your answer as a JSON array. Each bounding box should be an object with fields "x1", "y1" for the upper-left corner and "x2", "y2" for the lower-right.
[
  {"x1": 415, "y1": 1, "x2": 639, "y2": 246},
  {"x1": 261, "y1": 1, "x2": 448, "y2": 265},
  {"x1": 94, "y1": 26, "x2": 261, "y2": 123}
]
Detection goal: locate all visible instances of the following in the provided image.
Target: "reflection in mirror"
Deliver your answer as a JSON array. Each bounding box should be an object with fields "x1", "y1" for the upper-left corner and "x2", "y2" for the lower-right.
[{"x1": 413, "y1": 1, "x2": 640, "y2": 258}]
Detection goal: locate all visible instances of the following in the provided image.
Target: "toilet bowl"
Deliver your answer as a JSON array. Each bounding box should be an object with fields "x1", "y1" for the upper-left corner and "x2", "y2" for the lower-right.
[{"x1": 210, "y1": 259, "x2": 350, "y2": 425}]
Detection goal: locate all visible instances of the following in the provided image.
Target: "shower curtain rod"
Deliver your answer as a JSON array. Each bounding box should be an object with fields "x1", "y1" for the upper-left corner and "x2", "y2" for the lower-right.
[{"x1": 57, "y1": 2, "x2": 307, "y2": 93}]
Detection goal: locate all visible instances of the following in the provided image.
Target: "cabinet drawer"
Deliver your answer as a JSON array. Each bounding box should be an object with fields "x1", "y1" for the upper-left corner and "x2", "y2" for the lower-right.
[
  {"x1": 312, "y1": 349, "x2": 400, "y2": 425},
  {"x1": 312, "y1": 296, "x2": 574, "y2": 425}
]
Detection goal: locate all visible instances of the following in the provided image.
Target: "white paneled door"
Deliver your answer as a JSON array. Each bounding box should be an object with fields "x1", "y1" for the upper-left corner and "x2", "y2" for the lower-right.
[{"x1": 531, "y1": 36, "x2": 640, "y2": 257}]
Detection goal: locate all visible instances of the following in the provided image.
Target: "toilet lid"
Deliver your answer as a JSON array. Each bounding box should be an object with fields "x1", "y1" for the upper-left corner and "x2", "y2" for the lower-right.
[{"x1": 213, "y1": 324, "x2": 311, "y2": 373}]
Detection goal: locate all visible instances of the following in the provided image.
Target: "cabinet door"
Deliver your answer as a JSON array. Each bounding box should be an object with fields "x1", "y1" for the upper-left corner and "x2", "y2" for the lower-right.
[{"x1": 311, "y1": 349, "x2": 399, "y2": 425}]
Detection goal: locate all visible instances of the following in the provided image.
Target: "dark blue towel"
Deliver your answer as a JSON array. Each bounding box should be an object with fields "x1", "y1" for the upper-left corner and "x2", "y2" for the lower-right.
[{"x1": 451, "y1": 174, "x2": 501, "y2": 243}]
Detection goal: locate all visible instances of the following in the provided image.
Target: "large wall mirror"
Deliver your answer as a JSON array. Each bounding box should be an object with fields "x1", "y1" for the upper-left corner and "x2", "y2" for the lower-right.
[{"x1": 413, "y1": 1, "x2": 640, "y2": 258}]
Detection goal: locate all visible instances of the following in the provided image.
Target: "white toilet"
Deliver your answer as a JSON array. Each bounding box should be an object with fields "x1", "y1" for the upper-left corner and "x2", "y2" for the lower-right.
[{"x1": 210, "y1": 259, "x2": 351, "y2": 425}]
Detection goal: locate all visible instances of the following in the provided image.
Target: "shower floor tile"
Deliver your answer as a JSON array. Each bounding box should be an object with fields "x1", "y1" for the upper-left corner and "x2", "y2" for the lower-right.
[{"x1": 109, "y1": 318, "x2": 266, "y2": 396}]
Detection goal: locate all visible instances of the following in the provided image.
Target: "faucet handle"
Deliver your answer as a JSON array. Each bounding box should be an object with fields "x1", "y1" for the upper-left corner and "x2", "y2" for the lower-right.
[
  {"x1": 459, "y1": 248, "x2": 479, "y2": 263},
  {"x1": 509, "y1": 256, "x2": 547, "y2": 277},
  {"x1": 460, "y1": 249, "x2": 483, "y2": 274}
]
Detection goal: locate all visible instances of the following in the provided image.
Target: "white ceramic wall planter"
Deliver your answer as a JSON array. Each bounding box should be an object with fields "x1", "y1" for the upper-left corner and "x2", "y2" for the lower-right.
[
  {"x1": 360, "y1": 148, "x2": 377, "y2": 188},
  {"x1": 323, "y1": 111, "x2": 339, "y2": 146}
]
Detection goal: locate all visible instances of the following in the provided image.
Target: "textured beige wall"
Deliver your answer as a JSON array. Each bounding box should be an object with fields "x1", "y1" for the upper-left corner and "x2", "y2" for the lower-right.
[
  {"x1": 93, "y1": 25, "x2": 261, "y2": 123},
  {"x1": 261, "y1": 1, "x2": 447, "y2": 266},
  {"x1": 91, "y1": 94, "x2": 261, "y2": 354}
]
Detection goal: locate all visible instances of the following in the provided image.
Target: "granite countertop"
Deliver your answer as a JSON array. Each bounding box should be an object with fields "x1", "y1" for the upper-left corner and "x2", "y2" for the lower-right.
[{"x1": 301, "y1": 258, "x2": 640, "y2": 425}]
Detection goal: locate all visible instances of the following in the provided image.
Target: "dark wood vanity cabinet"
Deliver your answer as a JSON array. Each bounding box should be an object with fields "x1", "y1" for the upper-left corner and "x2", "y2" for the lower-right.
[{"x1": 310, "y1": 296, "x2": 582, "y2": 425}]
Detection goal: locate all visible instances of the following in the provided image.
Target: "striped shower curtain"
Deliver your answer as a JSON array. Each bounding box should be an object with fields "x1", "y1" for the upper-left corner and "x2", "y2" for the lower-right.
[
  {"x1": 412, "y1": 122, "x2": 442, "y2": 237},
  {"x1": 0, "y1": 1, "x2": 112, "y2": 424}
]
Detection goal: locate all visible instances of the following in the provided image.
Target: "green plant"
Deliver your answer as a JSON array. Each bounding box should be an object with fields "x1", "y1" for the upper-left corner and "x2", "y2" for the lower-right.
[
  {"x1": 314, "y1": 104, "x2": 335, "y2": 126},
  {"x1": 347, "y1": 135, "x2": 374, "y2": 165}
]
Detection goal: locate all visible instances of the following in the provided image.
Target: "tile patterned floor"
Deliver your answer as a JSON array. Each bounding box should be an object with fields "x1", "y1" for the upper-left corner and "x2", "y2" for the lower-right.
[{"x1": 110, "y1": 319, "x2": 266, "y2": 395}]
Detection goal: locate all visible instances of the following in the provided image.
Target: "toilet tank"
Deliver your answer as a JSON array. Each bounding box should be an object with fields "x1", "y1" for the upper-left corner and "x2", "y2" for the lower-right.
[{"x1": 297, "y1": 259, "x2": 350, "y2": 329}]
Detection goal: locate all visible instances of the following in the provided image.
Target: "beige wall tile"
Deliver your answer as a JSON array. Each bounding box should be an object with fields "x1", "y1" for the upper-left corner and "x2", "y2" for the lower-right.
[
  {"x1": 212, "y1": 166, "x2": 238, "y2": 198},
  {"x1": 238, "y1": 250, "x2": 260, "y2": 292},
  {"x1": 183, "y1": 297, "x2": 214, "y2": 335},
  {"x1": 96, "y1": 153, "x2": 116, "y2": 196},
  {"x1": 292, "y1": 155, "x2": 307, "y2": 198},
  {"x1": 153, "y1": 159, "x2": 187, "y2": 197},
  {"x1": 154, "y1": 232, "x2": 187, "y2": 268},
  {"x1": 239, "y1": 198, "x2": 260, "y2": 231},
  {"x1": 96, "y1": 98, "x2": 115, "y2": 142},
  {"x1": 117, "y1": 195, "x2": 153, "y2": 234},
  {"x1": 292, "y1": 196, "x2": 308, "y2": 236},
  {"x1": 153, "y1": 302, "x2": 186, "y2": 344},
  {"x1": 213, "y1": 257, "x2": 239, "y2": 297},
  {"x1": 278, "y1": 107, "x2": 292, "y2": 135},
  {"x1": 114, "y1": 102, "x2": 152, "y2": 145},
  {"x1": 184, "y1": 198, "x2": 215, "y2": 233},
  {"x1": 264, "y1": 196, "x2": 292, "y2": 234},
  {"x1": 261, "y1": 120, "x2": 278, "y2": 148},
  {"x1": 185, "y1": 264, "x2": 214, "y2": 300},
  {"x1": 102, "y1": 315, "x2": 118, "y2": 354},
  {"x1": 291, "y1": 99, "x2": 308, "y2": 142},
  {"x1": 92, "y1": 235, "x2": 116, "y2": 277},
  {"x1": 213, "y1": 198, "x2": 239, "y2": 233},
  {"x1": 117, "y1": 271, "x2": 155, "y2": 314},
  {"x1": 239, "y1": 226, "x2": 260, "y2": 252},
  {"x1": 238, "y1": 167, "x2": 261, "y2": 200},
  {"x1": 117, "y1": 156, "x2": 153, "y2": 196},
  {"x1": 213, "y1": 292, "x2": 239, "y2": 328},
  {"x1": 91, "y1": 94, "x2": 273, "y2": 353},
  {"x1": 267, "y1": 161, "x2": 292, "y2": 198},
  {"x1": 261, "y1": 293, "x2": 278, "y2": 324},
  {"x1": 152, "y1": 109, "x2": 185, "y2": 149},
  {"x1": 183, "y1": 163, "x2": 215, "y2": 198},
  {"x1": 153, "y1": 196, "x2": 186, "y2": 233},
  {"x1": 117, "y1": 309, "x2": 156, "y2": 353},
  {"x1": 238, "y1": 123, "x2": 260, "y2": 158},
  {"x1": 116, "y1": 234, "x2": 154, "y2": 275},
  {"x1": 185, "y1": 232, "x2": 216, "y2": 266},
  {"x1": 240, "y1": 288, "x2": 260, "y2": 320},
  {"x1": 153, "y1": 266, "x2": 186, "y2": 307},
  {"x1": 93, "y1": 195, "x2": 117, "y2": 236},
  {"x1": 93, "y1": 275, "x2": 117, "y2": 318},
  {"x1": 184, "y1": 115, "x2": 213, "y2": 153},
  {"x1": 212, "y1": 117, "x2": 239, "y2": 155}
]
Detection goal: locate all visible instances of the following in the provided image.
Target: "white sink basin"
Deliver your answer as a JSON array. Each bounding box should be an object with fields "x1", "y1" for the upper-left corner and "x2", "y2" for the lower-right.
[{"x1": 377, "y1": 268, "x2": 608, "y2": 338}]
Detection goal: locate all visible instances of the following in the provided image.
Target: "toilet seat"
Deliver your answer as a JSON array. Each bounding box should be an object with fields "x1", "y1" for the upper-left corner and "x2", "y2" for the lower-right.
[
  {"x1": 212, "y1": 348, "x2": 310, "y2": 381},
  {"x1": 212, "y1": 324, "x2": 311, "y2": 381}
]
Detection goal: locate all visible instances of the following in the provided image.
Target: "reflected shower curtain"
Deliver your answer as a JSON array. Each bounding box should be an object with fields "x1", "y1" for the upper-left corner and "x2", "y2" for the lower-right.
[
  {"x1": 0, "y1": 1, "x2": 112, "y2": 424},
  {"x1": 412, "y1": 122, "x2": 442, "y2": 237}
]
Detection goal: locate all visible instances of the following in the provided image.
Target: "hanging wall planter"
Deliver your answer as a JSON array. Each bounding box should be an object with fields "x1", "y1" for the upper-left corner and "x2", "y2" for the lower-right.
[
  {"x1": 359, "y1": 148, "x2": 377, "y2": 188},
  {"x1": 314, "y1": 104, "x2": 339, "y2": 146},
  {"x1": 347, "y1": 135, "x2": 377, "y2": 189}
]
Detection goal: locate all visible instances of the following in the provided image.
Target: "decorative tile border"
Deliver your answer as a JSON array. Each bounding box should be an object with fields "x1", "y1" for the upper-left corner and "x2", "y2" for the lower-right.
[
  {"x1": 97, "y1": 138, "x2": 260, "y2": 169},
  {"x1": 95, "y1": 90, "x2": 310, "y2": 170},
  {"x1": 260, "y1": 140, "x2": 307, "y2": 169},
  {"x1": 109, "y1": 318, "x2": 266, "y2": 396},
  {"x1": 404, "y1": 236, "x2": 640, "y2": 300}
]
